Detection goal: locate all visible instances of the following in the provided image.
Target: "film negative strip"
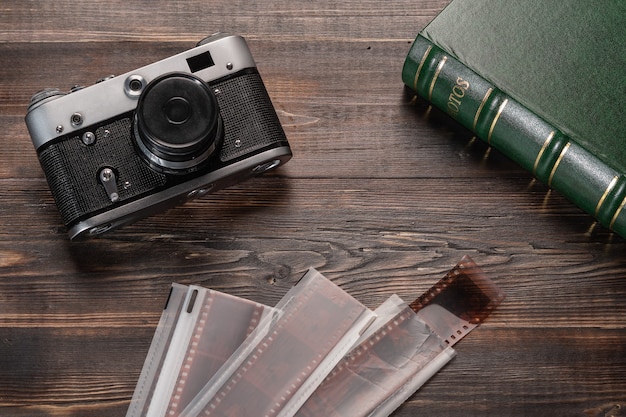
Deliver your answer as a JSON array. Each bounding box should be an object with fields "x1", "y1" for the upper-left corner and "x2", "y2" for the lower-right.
[
  {"x1": 126, "y1": 284, "x2": 189, "y2": 417},
  {"x1": 160, "y1": 286, "x2": 274, "y2": 417},
  {"x1": 410, "y1": 255, "x2": 505, "y2": 346},
  {"x1": 180, "y1": 268, "x2": 376, "y2": 417},
  {"x1": 126, "y1": 285, "x2": 275, "y2": 417},
  {"x1": 294, "y1": 297, "x2": 453, "y2": 417},
  {"x1": 295, "y1": 255, "x2": 505, "y2": 417}
]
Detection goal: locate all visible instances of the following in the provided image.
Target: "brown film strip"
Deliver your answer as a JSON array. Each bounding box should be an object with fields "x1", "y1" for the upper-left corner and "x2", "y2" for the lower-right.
[{"x1": 410, "y1": 255, "x2": 505, "y2": 346}]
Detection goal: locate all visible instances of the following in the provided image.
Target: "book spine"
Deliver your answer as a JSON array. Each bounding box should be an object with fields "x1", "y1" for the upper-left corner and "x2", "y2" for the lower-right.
[{"x1": 402, "y1": 35, "x2": 626, "y2": 238}]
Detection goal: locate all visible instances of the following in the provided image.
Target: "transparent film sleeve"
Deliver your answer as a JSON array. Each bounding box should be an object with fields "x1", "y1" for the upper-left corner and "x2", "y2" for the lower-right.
[
  {"x1": 180, "y1": 267, "x2": 376, "y2": 417},
  {"x1": 126, "y1": 283, "x2": 189, "y2": 417},
  {"x1": 295, "y1": 298, "x2": 454, "y2": 417},
  {"x1": 352, "y1": 294, "x2": 407, "y2": 345},
  {"x1": 144, "y1": 285, "x2": 275, "y2": 417},
  {"x1": 297, "y1": 255, "x2": 505, "y2": 417}
]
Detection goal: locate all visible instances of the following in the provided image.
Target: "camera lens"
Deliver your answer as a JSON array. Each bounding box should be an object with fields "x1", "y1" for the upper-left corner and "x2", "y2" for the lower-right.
[{"x1": 134, "y1": 73, "x2": 223, "y2": 174}]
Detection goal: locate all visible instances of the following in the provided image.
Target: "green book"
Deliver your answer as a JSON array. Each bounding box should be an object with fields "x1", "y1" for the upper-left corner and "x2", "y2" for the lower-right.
[{"x1": 402, "y1": 0, "x2": 626, "y2": 238}]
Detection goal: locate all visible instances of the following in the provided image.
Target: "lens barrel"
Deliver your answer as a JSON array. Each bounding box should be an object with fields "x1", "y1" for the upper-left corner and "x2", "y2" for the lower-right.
[{"x1": 134, "y1": 73, "x2": 223, "y2": 173}]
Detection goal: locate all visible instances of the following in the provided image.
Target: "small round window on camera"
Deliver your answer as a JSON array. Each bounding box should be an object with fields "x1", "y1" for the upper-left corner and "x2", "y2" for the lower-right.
[
  {"x1": 124, "y1": 74, "x2": 146, "y2": 98},
  {"x1": 70, "y1": 112, "x2": 84, "y2": 126},
  {"x1": 129, "y1": 79, "x2": 142, "y2": 91}
]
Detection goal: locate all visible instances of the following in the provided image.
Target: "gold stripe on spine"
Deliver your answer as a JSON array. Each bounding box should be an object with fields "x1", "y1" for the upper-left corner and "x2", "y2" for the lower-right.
[
  {"x1": 595, "y1": 176, "x2": 619, "y2": 217},
  {"x1": 413, "y1": 45, "x2": 432, "y2": 91},
  {"x1": 487, "y1": 99, "x2": 508, "y2": 145},
  {"x1": 472, "y1": 88, "x2": 493, "y2": 132},
  {"x1": 533, "y1": 131, "x2": 555, "y2": 176},
  {"x1": 610, "y1": 195, "x2": 626, "y2": 230},
  {"x1": 548, "y1": 142, "x2": 571, "y2": 186},
  {"x1": 428, "y1": 56, "x2": 447, "y2": 101}
]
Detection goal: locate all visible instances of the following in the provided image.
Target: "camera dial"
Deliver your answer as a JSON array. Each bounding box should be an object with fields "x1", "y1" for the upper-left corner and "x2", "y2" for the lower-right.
[
  {"x1": 27, "y1": 88, "x2": 66, "y2": 112},
  {"x1": 134, "y1": 72, "x2": 223, "y2": 174}
]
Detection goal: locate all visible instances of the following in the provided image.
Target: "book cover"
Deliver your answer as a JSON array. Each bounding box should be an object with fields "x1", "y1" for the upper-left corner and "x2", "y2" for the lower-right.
[{"x1": 402, "y1": 0, "x2": 626, "y2": 238}]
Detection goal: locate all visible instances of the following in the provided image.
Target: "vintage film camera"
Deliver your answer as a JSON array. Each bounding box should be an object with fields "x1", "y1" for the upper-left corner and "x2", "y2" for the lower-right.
[{"x1": 25, "y1": 33, "x2": 292, "y2": 240}]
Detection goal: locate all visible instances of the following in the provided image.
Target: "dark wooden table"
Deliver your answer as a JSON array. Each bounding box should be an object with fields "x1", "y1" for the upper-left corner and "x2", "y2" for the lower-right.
[{"x1": 1, "y1": 1, "x2": 625, "y2": 416}]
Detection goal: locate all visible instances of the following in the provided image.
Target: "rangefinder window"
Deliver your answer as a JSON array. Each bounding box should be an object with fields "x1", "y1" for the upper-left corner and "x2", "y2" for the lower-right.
[{"x1": 187, "y1": 51, "x2": 215, "y2": 73}]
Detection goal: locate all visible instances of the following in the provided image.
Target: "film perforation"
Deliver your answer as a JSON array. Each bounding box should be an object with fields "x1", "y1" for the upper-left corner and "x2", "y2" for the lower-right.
[{"x1": 246, "y1": 305, "x2": 265, "y2": 337}]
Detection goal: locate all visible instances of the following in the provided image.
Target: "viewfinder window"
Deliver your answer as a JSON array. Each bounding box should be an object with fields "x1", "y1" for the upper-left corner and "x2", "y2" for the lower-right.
[{"x1": 187, "y1": 51, "x2": 215, "y2": 73}]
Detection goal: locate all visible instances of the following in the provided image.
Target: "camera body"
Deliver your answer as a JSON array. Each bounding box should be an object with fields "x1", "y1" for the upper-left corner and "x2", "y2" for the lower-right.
[{"x1": 25, "y1": 33, "x2": 291, "y2": 240}]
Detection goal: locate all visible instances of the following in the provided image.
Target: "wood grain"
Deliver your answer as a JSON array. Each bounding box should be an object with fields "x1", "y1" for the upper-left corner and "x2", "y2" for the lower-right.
[{"x1": 1, "y1": 1, "x2": 625, "y2": 416}]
